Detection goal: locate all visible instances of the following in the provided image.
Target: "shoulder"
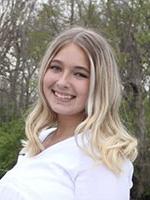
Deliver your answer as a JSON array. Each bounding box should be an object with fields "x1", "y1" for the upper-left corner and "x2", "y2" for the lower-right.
[
  {"x1": 18, "y1": 127, "x2": 56, "y2": 161},
  {"x1": 0, "y1": 182, "x2": 27, "y2": 200},
  {"x1": 122, "y1": 159, "x2": 134, "y2": 189},
  {"x1": 38, "y1": 127, "x2": 57, "y2": 142},
  {"x1": 74, "y1": 159, "x2": 134, "y2": 200}
]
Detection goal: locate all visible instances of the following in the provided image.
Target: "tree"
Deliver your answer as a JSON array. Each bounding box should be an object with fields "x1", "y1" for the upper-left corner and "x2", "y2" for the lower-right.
[
  {"x1": 0, "y1": 0, "x2": 150, "y2": 199},
  {"x1": 0, "y1": 0, "x2": 37, "y2": 121}
]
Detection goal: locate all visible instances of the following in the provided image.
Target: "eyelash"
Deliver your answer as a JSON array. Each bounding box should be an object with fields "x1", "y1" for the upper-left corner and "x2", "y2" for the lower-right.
[
  {"x1": 49, "y1": 65, "x2": 61, "y2": 72},
  {"x1": 74, "y1": 72, "x2": 88, "y2": 79},
  {"x1": 49, "y1": 65, "x2": 89, "y2": 79}
]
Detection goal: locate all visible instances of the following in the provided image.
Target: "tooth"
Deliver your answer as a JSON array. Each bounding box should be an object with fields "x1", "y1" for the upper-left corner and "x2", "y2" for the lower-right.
[{"x1": 55, "y1": 91, "x2": 72, "y2": 99}]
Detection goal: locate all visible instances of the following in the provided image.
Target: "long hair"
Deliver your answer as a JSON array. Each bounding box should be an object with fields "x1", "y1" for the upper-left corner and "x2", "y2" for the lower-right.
[{"x1": 25, "y1": 26, "x2": 137, "y2": 173}]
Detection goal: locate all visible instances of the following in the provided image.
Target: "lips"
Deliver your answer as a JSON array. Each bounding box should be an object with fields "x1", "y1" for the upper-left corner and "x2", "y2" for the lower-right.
[{"x1": 52, "y1": 89, "x2": 75, "y2": 100}]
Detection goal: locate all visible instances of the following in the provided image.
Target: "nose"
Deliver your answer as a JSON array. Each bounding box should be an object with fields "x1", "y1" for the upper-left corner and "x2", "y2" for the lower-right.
[{"x1": 56, "y1": 72, "x2": 70, "y2": 89}]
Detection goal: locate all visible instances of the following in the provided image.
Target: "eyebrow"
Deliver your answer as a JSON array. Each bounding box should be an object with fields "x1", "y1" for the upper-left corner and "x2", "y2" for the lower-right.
[{"x1": 51, "y1": 59, "x2": 90, "y2": 74}]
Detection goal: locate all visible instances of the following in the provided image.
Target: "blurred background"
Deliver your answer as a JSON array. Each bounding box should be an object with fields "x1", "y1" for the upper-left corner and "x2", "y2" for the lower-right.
[{"x1": 0, "y1": 0, "x2": 149, "y2": 199}]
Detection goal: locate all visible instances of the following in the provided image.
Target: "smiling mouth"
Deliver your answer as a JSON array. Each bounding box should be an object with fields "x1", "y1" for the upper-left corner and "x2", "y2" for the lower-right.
[{"x1": 52, "y1": 89, "x2": 76, "y2": 100}]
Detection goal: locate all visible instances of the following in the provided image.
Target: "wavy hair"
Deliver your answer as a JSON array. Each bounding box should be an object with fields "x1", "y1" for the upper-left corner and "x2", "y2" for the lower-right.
[{"x1": 24, "y1": 26, "x2": 137, "y2": 173}]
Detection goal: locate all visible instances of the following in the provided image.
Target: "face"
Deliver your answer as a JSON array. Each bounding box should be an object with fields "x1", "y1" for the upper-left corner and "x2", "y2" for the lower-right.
[{"x1": 43, "y1": 43, "x2": 90, "y2": 118}]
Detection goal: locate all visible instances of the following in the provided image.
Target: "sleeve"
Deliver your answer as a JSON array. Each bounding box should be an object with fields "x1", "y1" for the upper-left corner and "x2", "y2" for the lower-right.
[
  {"x1": 74, "y1": 161, "x2": 133, "y2": 200},
  {"x1": 0, "y1": 183, "x2": 26, "y2": 200},
  {"x1": 128, "y1": 161, "x2": 134, "y2": 189}
]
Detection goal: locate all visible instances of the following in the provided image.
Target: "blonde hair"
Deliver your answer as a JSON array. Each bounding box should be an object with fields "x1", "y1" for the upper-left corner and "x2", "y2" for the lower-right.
[{"x1": 25, "y1": 26, "x2": 137, "y2": 173}]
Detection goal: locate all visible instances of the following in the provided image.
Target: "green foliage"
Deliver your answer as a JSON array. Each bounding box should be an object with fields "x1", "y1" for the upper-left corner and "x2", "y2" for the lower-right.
[
  {"x1": 0, "y1": 119, "x2": 25, "y2": 178},
  {"x1": 142, "y1": 187, "x2": 150, "y2": 200},
  {"x1": 120, "y1": 98, "x2": 137, "y2": 133},
  {"x1": 27, "y1": 2, "x2": 63, "y2": 62}
]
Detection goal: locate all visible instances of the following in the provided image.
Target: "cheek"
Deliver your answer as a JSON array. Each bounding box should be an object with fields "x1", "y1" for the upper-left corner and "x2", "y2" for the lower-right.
[
  {"x1": 42, "y1": 76, "x2": 52, "y2": 98},
  {"x1": 79, "y1": 81, "x2": 90, "y2": 99},
  {"x1": 43, "y1": 73, "x2": 54, "y2": 88}
]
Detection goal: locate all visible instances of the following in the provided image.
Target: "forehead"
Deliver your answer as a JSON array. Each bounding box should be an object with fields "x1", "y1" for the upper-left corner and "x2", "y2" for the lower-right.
[{"x1": 52, "y1": 43, "x2": 90, "y2": 68}]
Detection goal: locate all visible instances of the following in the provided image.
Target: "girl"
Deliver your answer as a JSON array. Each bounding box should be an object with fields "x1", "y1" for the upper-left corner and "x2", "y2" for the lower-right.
[{"x1": 0, "y1": 27, "x2": 137, "y2": 200}]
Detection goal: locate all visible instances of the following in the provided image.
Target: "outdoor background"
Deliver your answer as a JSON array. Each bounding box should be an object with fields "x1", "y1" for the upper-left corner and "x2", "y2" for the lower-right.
[{"x1": 0, "y1": 0, "x2": 149, "y2": 199}]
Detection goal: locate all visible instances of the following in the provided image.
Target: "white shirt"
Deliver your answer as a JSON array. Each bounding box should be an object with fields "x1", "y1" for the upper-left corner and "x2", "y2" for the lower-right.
[{"x1": 0, "y1": 128, "x2": 134, "y2": 200}]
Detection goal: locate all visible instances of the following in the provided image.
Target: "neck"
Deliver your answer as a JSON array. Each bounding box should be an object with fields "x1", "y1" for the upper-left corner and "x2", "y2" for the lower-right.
[{"x1": 55, "y1": 113, "x2": 85, "y2": 138}]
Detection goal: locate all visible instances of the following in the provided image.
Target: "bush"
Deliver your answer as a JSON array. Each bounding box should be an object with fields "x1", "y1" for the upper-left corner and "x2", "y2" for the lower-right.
[{"x1": 0, "y1": 119, "x2": 25, "y2": 178}]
